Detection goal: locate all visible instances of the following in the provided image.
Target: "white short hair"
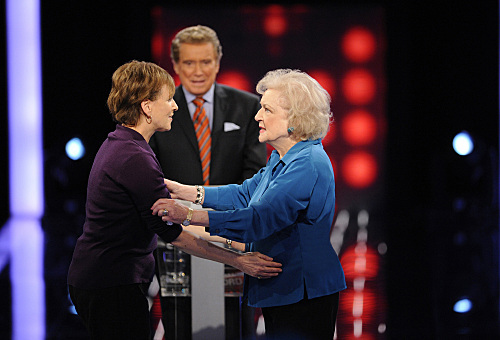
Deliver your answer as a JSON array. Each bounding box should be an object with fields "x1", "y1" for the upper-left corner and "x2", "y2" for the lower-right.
[{"x1": 256, "y1": 69, "x2": 332, "y2": 141}]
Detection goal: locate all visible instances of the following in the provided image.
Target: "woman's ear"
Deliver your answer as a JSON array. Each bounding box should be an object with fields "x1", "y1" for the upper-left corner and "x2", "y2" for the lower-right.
[
  {"x1": 141, "y1": 100, "x2": 151, "y2": 114},
  {"x1": 140, "y1": 100, "x2": 153, "y2": 124}
]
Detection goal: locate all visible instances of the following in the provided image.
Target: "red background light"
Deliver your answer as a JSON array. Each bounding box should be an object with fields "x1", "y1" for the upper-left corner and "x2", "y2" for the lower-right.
[
  {"x1": 263, "y1": 5, "x2": 288, "y2": 37},
  {"x1": 342, "y1": 334, "x2": 377, "y2": 340},
  {"x1": 151, "y1": 32, "x2": 164, "y2": 63},
  {"x1": 342, "y1": 69, "x2": 376, "y2": 105},
  {"x1": 340, "y1": 245, "x2": 380, "y2": 279},
  {"x1": 341, "y1": 151, "x2": 378, "y2": 188},
  {"x1": 173, "y1": 74, "x2": 180, "y2": 87},
  {"x1": 217, "y1": 71, "x2": 252, "y2": 92},
  {"x1": 307, "y1": 69, "x2": 336, "y2": 99},
  {"x1": 339, "y1": 289, "x2": 377, "y2": 320},
  {"x1": 322, "y1": 124, "x2": 336, "y2": 147},
  {"x1": 342, "y1": 109, "x2": 377, "y2": 146},
  {"x1": 342, "y1": 26, "x2": 376, "y2": 63}
]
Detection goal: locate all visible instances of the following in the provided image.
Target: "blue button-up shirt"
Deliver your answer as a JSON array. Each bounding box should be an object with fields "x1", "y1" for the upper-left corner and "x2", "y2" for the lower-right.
[{"x1": 205, "y1": 139, "x2": 346, "y2": 307}]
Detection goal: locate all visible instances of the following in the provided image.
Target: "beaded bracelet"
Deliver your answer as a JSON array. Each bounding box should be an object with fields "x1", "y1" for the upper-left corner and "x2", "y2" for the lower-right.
[{"x1": 194, "y1": 185, "x2": 204, "y2": 205}]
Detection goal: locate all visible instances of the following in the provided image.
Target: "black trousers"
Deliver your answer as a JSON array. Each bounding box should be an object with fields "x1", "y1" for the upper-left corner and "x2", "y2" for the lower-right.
[
  {"x1": 261, "y1": 292, "x2": 340, "y2": 340},
  {"x1": 69, "y1": 283, "x2": 151, "y2": 340}
]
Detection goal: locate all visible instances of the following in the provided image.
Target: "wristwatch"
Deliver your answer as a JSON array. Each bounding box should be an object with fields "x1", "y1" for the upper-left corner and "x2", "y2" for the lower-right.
[{"x1": 182, "y1": 207, "x2": 194, "y2": 226}]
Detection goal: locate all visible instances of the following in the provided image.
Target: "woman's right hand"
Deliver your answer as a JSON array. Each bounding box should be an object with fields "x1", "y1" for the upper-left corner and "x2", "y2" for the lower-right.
[
  {"x1": 164, "y1": 179, "x2": 198, "y2": 202},
  {"x1": 164, "y1": 179, "x2": 182, "y2": 199}
]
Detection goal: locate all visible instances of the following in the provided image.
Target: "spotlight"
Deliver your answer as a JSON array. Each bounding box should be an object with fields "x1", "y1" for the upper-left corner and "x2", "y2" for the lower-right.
[
  {"x1": 453, "y1": 131, "x2": 474, "y2": 156},
  {"x1": 65, "y1": 137, "x2": 85, "y2": 160},
  {"x1": 453, "y1": 298, "x2": 472, "y2": 313}
]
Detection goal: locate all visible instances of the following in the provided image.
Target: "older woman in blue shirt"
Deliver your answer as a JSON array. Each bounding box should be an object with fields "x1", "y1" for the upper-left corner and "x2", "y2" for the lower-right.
[{"x1": 152, "y1": 69, "x2": 346, "y2": 339}]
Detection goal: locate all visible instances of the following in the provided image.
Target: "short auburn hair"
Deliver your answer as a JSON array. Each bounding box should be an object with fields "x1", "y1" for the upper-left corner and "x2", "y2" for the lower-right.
[{"x1": 107, "y1": 60, "x2": 175, "y2": 126}]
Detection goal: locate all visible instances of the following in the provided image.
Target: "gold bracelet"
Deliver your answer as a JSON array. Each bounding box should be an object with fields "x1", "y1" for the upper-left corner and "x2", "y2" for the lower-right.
[{"x1": 182, "y1": 207, "x2": 194, "y2": 226}]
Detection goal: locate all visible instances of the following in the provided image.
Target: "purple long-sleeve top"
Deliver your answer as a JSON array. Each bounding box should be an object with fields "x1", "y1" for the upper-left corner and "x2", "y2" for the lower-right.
[{"x1": 68, "y1": 124, "x2": 182, "y2": 289}]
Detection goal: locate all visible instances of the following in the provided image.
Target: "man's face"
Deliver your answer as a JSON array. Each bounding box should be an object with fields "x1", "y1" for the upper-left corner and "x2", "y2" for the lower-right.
[{"x1": 173, "y1": 42, "x2": 220, "y2": 96}]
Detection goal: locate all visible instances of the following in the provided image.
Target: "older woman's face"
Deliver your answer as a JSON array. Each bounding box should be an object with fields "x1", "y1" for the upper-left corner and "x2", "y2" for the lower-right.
[
  {"x1": 150, "y1": 84, "x2": 178, "y2": 132},
  {"x1": 255, "y1": 89, "x2": 290, "y2": 147}
]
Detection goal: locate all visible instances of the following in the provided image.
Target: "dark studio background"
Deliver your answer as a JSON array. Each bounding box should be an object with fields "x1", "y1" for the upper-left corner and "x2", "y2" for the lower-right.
[{"x1": 0, "y1": 0, "x2": 498, "y2": 339}]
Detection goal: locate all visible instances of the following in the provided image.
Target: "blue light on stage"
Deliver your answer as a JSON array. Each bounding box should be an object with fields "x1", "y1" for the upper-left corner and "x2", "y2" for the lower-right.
[
  {"x1": 453, "y1": 298, "x2": 472, "y2": 313},
  {"x1": 65, "y1": 137, "x2": 85, "y2": 160},
  {"x1": 68, "y1": 305, "x2": 78, "y2": 315},
  {"x1": 7, "y1": 0, "x2": 45, "y2": 338},
  {"x1": 453, "y1": 131, "x2": 474, "y2": 156},
  {"x1": 68, "y1": 292, "x2": 78, "y2": 315}
]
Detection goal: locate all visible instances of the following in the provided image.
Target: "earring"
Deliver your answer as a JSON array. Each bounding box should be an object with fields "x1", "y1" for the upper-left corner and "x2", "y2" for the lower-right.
[
  {"x1": 287, "y1": 127, "x2": 294, "y2": 133},
  {"x1": 145, "y1": 115, "x2": 152, "y2": 124}
]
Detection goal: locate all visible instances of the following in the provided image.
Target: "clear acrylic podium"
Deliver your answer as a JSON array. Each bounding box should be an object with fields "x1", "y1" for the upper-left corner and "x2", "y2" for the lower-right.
[{"x1": 155, "y1": 201, "x2": 248, "y2": 339}]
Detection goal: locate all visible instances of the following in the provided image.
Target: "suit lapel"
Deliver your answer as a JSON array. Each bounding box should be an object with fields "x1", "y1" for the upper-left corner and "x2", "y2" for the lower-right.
[{"x1": 212, "y1": 83, "x2": 228, "y2": 151}]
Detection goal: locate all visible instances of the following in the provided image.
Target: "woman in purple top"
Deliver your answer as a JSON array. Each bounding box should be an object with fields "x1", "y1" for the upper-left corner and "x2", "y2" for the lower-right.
[{"x1": 67, "y1": 60, "x2": 282, "y2": 340}]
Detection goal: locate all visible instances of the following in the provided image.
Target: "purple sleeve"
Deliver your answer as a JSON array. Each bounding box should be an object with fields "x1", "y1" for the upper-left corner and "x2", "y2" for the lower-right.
[{"x1": 117, "y1": 151, "x2": 182, "y2": 242}]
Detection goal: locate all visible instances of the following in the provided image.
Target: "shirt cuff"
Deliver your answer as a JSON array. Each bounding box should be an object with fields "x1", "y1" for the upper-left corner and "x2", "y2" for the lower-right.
[{"x1": 203, "y1": 186, "x2": 218, "y2": 208}]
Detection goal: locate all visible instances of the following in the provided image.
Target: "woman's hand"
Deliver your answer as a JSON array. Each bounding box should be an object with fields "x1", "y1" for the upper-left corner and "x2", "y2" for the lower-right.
[
  {"x1": 170, "y1": 231, "x2": 281, "y2": 280},
  {"x1": 234, "y1": 252, "x2": 282, "y2": 279},
  {"x1": 152, "y1": 198, "x2": 209, "y2": 226},
  {"x1": 151, "y1": 198, "x2": 188, "y2": 225},
  {"x1": 164, "y1": 179, "x2": 197, "y2": 202},
  {"x1": 164, "y1": 179, "x2": 181, "y2": 199}
]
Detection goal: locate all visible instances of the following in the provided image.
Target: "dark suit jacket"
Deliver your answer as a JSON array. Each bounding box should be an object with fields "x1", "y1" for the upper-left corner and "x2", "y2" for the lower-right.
[{"x1": 150, "y1": 83, "x2": 267, "y2": 185}]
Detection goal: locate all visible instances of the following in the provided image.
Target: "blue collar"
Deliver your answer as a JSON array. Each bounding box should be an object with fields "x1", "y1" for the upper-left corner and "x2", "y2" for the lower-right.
[{"x1": 269, "y1": 139, "x2": 322, "y2": 166}]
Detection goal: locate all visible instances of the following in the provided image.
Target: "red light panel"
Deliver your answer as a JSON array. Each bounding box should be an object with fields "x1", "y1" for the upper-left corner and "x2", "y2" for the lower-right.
[
  {"x1": 342, "y1": 26, "x2": 376, "y2": 63},
  {"x1": 342, "y1": 109, "x2": 377, "y2": 146},
  {"x1": 217, "y1": 71, "x2": 252, "y2": 92},
  {"x1": 263, "y1": 5, "x2": 288, "y2": 37},
  {"x1": 307, "y1": 69, "x2": 336, "y2": 99},
  {"x1": 151, "y1": 32, "x2": 164, "y2": 63},
  {"x1": 342, "y1": 334, "x2": 376, "y2": 340},
  {"x1": 341, "y1": 151, "x2": 378, "y2": 188},
  {"x1": 342, "y1": 69, "x2": 376, "y2": 105},
  {"x1": 339, "y1": 289, "x2": 377, "y2": 321},
  {"x1": 322, "y1": 123, "x2": 336, "y2": 147},
  {"x1": 340, "y1": 245, "x2": 380, "y2": 279}
]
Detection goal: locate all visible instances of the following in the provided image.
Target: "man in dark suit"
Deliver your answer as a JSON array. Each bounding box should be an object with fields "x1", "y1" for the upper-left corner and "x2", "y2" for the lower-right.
[
  {"x1": 150, "y1": 25, "x2": 266, "y2": 186},
  {"x1": 149, "y1": 25, "x2": 267, "y2": 340}
]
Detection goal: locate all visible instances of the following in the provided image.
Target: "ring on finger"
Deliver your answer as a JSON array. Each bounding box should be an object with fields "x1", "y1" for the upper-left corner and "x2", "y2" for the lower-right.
[{"x1": 162, "y1": 209, "x2": 169, "y2": 216}]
